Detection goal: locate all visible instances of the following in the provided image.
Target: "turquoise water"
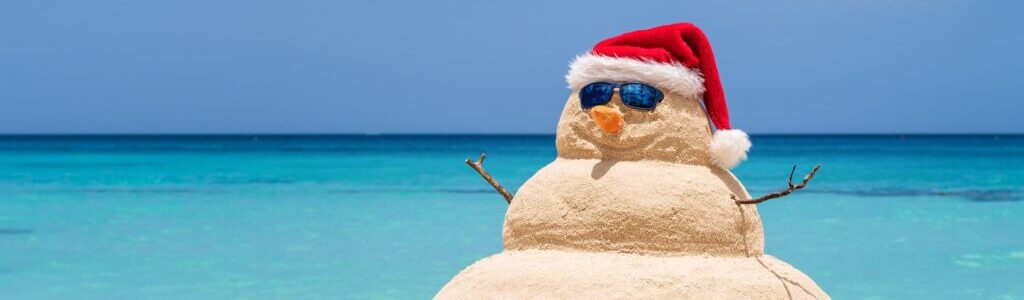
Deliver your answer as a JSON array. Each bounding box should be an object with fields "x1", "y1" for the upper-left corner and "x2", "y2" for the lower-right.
[{"x1": 1, "y1": 135, "x2": 1022, "y2": 299}]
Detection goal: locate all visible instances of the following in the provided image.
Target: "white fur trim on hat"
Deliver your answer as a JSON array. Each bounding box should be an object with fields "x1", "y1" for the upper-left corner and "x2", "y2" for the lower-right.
[
  {"x1": 709, "y1": 129, "x2": 751, "y2": 169},
  {"x1": 566, "y1": 54, "x2": 705, "y2": 97}
]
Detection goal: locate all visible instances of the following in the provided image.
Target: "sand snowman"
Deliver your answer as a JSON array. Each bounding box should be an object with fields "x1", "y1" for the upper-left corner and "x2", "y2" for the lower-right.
[{"x1": 437, "y1": 23, "x2": 829, "y2": 299}]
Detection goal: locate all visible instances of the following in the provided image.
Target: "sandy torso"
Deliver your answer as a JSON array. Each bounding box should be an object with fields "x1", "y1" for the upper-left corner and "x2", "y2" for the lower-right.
[
  {"x1": 436, "y1": 159, "x2": 830, "y2": 299},
  {"x1": 503, "y1": 158, "x2": 764, "y2": 256}
]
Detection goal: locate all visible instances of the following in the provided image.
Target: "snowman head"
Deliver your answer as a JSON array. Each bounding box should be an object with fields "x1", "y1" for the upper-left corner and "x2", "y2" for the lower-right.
[
  {"x1": 557, "y1": 23, "x2": 750, "y2": 169},
  {"x1": 556, "y1": 78, "x2": 716, "y2": 166}
]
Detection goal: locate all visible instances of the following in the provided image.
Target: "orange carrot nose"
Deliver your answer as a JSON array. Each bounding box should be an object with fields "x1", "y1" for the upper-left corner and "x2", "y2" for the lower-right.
[{"x1": 589, "y1": 105, "x2": 624, "y2": 134}]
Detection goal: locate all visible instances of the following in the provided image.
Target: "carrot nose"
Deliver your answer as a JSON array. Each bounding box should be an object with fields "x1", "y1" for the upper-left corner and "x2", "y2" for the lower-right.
[{"x1": 589, "y1": 105, "x2": 623, "y2": 134}]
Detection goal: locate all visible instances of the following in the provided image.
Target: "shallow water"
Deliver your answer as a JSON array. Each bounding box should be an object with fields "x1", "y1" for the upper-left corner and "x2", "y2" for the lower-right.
[{"x1": 1, "y1": 135, "x2": 1022, "y2": 299}]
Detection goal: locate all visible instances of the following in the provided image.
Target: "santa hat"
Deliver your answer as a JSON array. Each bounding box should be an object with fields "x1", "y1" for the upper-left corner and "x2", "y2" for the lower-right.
[{"x1": 566, "y1": 23, "x2": 751, "y2": 169}]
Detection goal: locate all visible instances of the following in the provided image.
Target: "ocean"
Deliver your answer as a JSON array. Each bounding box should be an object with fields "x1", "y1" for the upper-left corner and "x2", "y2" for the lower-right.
[{"x1": 1, "y1": 135, "x2": 1022, "y2": 299}]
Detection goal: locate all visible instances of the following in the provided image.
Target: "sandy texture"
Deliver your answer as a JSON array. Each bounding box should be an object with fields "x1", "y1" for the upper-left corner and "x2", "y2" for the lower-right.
[
  {"x1": 504, "y1": 158, "x2": 763, "y2": 256},
  {"x1": 437, "y1": 91, "x2": 828, "y2": 298},
  {"x1": 436, "y1": 250, "x2": 827, "y2": 300}
]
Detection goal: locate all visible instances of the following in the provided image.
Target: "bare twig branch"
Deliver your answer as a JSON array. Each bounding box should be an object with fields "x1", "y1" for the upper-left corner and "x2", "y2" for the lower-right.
[
  {"x1": 465, "y1": 153, "x2": 513, "y2": 203},
  {"x1": 733, "y1": 164, "x2": 821, "y2": 205}
]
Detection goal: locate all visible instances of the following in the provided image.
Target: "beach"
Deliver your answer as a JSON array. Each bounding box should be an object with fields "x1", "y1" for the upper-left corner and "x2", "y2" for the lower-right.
[{"x1": 1, "y1": 134, "x2": 1022, "y2": 299}]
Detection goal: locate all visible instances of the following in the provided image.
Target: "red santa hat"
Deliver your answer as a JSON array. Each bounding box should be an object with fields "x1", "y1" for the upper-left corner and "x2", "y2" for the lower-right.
[{"x1": 566, "y1": 22, "x2": 751, "y2": 169}]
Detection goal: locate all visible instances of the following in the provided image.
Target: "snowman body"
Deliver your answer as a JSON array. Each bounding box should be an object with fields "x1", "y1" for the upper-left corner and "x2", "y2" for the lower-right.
[
  {"x1": 436, "y1": 92, "x2": 828, "y2": 299},
  {"x1": 437, "y1": 22, "x2": 828, "y2": 299}
]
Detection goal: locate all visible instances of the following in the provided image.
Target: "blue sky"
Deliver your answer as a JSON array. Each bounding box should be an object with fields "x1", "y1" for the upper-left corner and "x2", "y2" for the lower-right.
[{"x1": 1, "y1": 1, "x2": 1021, "y2": 134}]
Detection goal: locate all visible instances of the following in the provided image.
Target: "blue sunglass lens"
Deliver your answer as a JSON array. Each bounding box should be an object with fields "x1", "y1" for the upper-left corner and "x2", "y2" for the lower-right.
[
  {"x1": 580, "y1": 82, "x2": 614, "y2": 109},
  {"x1": 619, "y1": 83, "x2": 663, "y2": 110}
]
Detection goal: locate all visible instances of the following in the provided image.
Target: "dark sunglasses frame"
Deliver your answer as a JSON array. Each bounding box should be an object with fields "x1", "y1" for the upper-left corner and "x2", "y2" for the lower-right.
[{"x1": 579, "y1": 82, "x2": 665, "y2": 111}]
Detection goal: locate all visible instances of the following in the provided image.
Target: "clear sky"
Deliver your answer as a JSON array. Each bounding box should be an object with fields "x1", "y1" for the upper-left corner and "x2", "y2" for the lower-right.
[{"x1": 1, "y1": 1, "x2": 1021, "y2": 134}]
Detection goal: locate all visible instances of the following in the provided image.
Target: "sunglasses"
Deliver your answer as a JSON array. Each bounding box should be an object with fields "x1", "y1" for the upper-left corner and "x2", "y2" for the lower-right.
[{"x1": 579, "y1": 82, "x2": 665, "y2": 111}]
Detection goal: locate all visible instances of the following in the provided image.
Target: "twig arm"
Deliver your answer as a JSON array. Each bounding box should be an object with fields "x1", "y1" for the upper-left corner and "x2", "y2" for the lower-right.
[
  {"x1": 465, "y1": 153, "x2": 514, "y2": 203},
  {"x1": 733, "y1": 164, "x2": 821, "y2": 205}
]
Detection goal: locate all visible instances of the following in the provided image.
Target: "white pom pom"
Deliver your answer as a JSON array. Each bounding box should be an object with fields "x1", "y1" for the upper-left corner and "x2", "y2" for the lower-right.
[{"x1": 709, "y1": 129, "x2": 751, "y2": 169}]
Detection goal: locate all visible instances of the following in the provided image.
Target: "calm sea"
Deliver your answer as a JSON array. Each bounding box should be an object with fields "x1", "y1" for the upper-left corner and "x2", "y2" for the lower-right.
[{"x1": 1, "y1": 135, "x2": 1022, "y2": 299}]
